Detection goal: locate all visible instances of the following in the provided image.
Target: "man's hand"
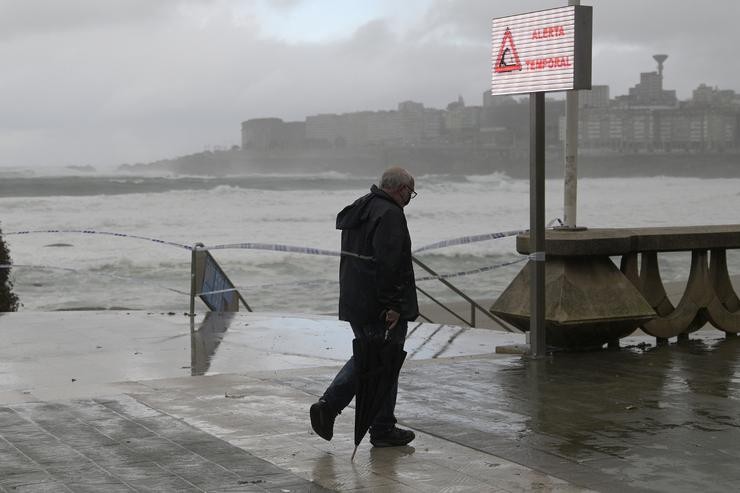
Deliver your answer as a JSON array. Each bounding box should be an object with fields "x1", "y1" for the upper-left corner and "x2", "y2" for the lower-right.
[{"x1": 385, "y1": 309, "x2": 400, "y2": 330}]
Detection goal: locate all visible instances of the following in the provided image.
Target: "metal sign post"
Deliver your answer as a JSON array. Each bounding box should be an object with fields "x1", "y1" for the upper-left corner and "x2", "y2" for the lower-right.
[
  {"x1": 530, "y1": 92, "x2": 546, "y2": 357},
  {"x1": 492, "y1": 5, "x2": 592, "y2": 357}
]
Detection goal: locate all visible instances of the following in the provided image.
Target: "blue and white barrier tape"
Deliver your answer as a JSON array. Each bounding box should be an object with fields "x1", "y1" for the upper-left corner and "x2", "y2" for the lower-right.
[
  {"x1": 5, "y1": 227, "x2": 529, "y2": 260},
  {"x1": 415, "y1": 257, "x2": 527, "y2": 282},
  {"x1": 413, "y1": 229, "x2": 526, "y2": 254},
  {"x1": 412, "y1": 218, "x2": 563, "y2": 254},
  {"x1": 195, "y1": 287, "x2": 239, "y2": 297},
  {"x1": 203, "y1": 242, "x2": 337, "y2": 255},
  {"x1": 195, "y1": 256, "x2": 529, "y2": 296},
  {"x1": 1, "y1": 226, "x2": 541, "y2": 302},
  {"x1": 4, "y1": 255, "x2": 525, "y2": 300},
  {"x1": 205, "y1": 226, "x2": 529, "y2": 258},
  {"x1": 201, "y1": 242, "x2": 375, "y2": 261},
  {"x1": 5, "y1": 229, "x2": 191, "y2": 250}
]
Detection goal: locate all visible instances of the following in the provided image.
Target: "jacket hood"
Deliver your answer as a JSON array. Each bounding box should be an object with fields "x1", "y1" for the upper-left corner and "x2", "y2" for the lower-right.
[{"x1": 336, "y1": 184, "x2": 396, "y2": 230}]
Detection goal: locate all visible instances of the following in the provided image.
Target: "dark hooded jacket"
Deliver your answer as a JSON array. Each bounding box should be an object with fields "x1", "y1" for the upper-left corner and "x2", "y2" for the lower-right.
[{"x1": 336, "y1": 185, "x2": 419, "y2": 326}]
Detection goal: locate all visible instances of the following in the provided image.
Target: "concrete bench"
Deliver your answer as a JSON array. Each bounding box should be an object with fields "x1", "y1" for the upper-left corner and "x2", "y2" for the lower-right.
[{"x1": 491, "y1": 225, "x2": 740, "y2": 348}]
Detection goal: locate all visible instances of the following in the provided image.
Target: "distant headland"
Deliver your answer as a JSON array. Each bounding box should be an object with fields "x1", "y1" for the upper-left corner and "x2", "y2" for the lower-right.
[{"x1": 120, "y1": 54, "x2": 740, "y2": 178}]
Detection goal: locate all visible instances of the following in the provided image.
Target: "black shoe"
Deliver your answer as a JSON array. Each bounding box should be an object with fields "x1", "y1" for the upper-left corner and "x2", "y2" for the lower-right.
[
  {"x1": 310, "y1": 399, "x2": 337, "y2": 441},
  {"x1": 370, "y1": 427, "x2": 415, "y2": 447}
]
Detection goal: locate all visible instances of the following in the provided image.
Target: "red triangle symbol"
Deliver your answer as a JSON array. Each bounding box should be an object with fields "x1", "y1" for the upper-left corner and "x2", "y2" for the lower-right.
[{"x1": 494, "y1": 28, "x2": 522, "y2": 73}]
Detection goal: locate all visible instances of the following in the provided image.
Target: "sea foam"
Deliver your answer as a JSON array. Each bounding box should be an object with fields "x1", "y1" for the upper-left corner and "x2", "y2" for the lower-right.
[{"x1": 2, "y1": 173, "x2": 739, "y2": 312}]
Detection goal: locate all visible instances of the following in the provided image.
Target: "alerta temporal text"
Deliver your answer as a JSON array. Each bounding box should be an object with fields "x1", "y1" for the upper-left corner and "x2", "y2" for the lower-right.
[
  {"x1": 526, "y1": 25, "x2": 569, "y2": 71},
  {"x1": 525, "y1": 57, "x2": 571, "y2": 71}
]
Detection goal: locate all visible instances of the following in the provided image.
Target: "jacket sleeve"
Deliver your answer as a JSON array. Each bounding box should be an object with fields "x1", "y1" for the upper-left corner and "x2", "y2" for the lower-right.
[{"x1": 372, "y1": 207, "x2": 406, "y2": 313}]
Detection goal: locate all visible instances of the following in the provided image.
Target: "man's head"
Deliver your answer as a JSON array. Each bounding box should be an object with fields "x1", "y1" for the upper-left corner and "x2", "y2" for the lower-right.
[{"x1": 380, "y1": 166, "x2": 416, "y2": 208}]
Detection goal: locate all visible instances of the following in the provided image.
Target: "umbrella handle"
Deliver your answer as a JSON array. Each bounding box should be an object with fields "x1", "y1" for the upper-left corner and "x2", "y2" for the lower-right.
[{"x1": 379, "y1": 309, "x2": 392, "y2": 341}]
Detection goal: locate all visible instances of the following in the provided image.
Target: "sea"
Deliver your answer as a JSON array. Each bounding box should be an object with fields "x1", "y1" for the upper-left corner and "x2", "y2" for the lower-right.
[{"x1": 1, "y1": 166, "x2": 740, "y2": 313}]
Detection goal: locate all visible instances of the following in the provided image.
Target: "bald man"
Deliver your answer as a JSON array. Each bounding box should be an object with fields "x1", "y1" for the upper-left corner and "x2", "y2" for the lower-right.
[{"x1": 310, "y1": 166, "x2": 419, "y2": 448}]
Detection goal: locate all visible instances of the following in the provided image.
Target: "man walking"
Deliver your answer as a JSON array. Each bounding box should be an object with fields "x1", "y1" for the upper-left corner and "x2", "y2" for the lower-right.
[{"x1": 310, "y1": 166, "x2": 419, "y2": 447}]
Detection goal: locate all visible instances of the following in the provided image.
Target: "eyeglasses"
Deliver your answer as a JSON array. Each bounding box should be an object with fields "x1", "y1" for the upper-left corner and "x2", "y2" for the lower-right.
[{"x1": 404, "y1": 184, "x2": 417, "y2": 199}]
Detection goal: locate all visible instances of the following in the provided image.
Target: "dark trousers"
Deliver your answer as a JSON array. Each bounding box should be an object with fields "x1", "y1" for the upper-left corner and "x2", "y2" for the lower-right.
[{"x1": 321, "y1": 320, "x2": 408, "y2": 436}]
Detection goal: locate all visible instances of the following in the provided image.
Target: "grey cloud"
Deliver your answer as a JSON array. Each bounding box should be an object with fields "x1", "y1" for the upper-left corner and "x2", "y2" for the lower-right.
[
  {"x1": 340, "y1": 18, "x2": 396, "y2": 56},
  {"x1": 0, "y1": 0, "x2": 180, "y2": 41},
  {"x1": 265, "y1": 0, "x2": 302, "y2": 11},
  {"x1": 412, "y1": 0, "x2": 561, "y2": 44},
  {"x1": 1, "y1": 0, "x2": 738, "y2": 168},
  {"x1": 593, "y1": 1, "x2": 740, "y2": 44},
  {"x1": 415, "y1": 0, "x2": 739, "y2": 48},
  {"x1": 409, "y1": 0, "x2": 739, "y2": 97}
]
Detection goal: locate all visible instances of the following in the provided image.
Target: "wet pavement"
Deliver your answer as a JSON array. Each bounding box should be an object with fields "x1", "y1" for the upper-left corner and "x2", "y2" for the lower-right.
[{"x1": 0, "y1": 311, "x2": 739, "y2": 491}]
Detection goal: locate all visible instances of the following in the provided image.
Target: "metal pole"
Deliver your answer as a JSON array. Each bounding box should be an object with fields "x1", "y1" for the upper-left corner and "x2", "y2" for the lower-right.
[
  {"x1": 189, "y1": 243, "x2": 203, "y2": 319},
  {"x1": 563, "y1": 0, "x2": 580, "y2": 228},
  {"x1": 530, "y1": 92, "x2": 546, "y2": 357}
]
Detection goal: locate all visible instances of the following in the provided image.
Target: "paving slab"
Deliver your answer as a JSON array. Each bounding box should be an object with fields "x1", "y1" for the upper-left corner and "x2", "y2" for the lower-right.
[
  {"x1": 1, "y1": 311, "x2": 739, "y2": 491},
  {"x1": 1, "y1": 394, "x2": 332, "y2": 492}
]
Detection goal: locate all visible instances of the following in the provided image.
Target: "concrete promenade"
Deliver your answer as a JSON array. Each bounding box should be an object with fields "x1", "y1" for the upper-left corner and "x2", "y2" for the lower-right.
[{"x1": 1, "y1": 311, "x2": 739, "y2": 492}]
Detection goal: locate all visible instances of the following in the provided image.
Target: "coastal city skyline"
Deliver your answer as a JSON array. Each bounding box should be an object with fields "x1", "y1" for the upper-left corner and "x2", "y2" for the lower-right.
[
  {"x1": 241, "y1": 54, "x2": 740, "y2": 156},
  {"x1": 2, "y1": 0, "x2": 740, "y2": 168}
]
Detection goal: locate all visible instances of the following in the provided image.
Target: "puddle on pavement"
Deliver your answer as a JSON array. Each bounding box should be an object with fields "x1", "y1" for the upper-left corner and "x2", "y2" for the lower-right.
[
  {"x1": 190, "y1": 312, "x2": 235, "y2": 376},
  {"x1": 481, "y1": 332, "x2": 740, "y2": 488},
  {"x1": 187, "y1": 313, "x2": 521, "y2": 376}
]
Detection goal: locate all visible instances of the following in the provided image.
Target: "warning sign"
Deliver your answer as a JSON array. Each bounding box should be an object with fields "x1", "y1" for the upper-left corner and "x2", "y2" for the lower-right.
[
  {"x1": 491, "y1": 5, "x2": 592, "y2": 95},
  {"x1": 494, "y1": 29, "x2": 521, "y2": 73}
]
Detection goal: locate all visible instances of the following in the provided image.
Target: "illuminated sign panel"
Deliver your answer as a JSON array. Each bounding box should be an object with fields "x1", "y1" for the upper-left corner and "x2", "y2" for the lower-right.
[{"x1": 491, "y1": 5, "x2": 592, "y2": 95}]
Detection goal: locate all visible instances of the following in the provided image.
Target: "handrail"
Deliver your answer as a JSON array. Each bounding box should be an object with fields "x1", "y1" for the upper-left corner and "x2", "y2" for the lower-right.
[
  {"x1": 412, "y1": 255, "x2": 520, "y2": 332},
  {"x1": 187, "y1": 243, "x2": 514, "y2": 329},
  {"x1": 415, "y1": 285, "x2": 472, "y2": 327}
]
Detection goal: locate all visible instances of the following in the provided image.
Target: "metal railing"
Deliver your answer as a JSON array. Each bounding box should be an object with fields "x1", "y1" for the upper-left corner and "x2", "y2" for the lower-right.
[
  {"x1": 187, "y1": 243, "x2": 518, "y2": 335},
  {"x1": 412, "y1": 256, "x2": 519, "y2": 333}
]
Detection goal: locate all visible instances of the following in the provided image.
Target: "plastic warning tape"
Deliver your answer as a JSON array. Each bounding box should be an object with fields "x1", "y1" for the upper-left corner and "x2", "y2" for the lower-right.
[
  {"x1": 3, "y1": 256, "x2": 524, "y2": 298},
  {"x1": 224, "y1": 256, "x2": 528, "y2": 294},
  {"x1": 411, "y1": 219, "x2": 563, "y2": 254},
  {"x1": 4, "y1": 227, "x2": 536, "y2": 273},
  {"x1": 202, "y1": 242, "x2": 374, "y2": 261},
  {"x1": 204, "y1": 242, "x2": 340, "y2": 256},
  {"x1": 204, "y1": 227, "x2": 528, "y2": 259},
  {"x1": 413, "y1": 229, "x2": 526, "y2": 254},
  {"x1": 4, "y1": 228, "x2": 527, "y2": 260},
  {"x1": 415, "y1": 257, "x2": 527, "y2": 282},
  {"x1": 195, "y1": 287, "x2": 240, "y2": 297},
  {"x1": 5, "y1": 229, "x2": 192, "y2": 250}
]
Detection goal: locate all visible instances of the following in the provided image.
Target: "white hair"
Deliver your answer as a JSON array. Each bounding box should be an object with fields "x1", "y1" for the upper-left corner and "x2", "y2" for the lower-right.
[{"x1": 379, "y1": 167, "x2": 413, "y2": 189}]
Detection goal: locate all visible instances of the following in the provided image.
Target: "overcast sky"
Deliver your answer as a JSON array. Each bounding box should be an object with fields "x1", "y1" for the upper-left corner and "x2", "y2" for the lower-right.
[{"x1": 2, "y1": 0, "x2": 738, "y2": 168}]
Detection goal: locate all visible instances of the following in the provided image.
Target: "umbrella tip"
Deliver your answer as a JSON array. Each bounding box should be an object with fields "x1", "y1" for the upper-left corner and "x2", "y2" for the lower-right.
[{"x1": 351, "y1": 445, "x2": 358, "y2": 461}]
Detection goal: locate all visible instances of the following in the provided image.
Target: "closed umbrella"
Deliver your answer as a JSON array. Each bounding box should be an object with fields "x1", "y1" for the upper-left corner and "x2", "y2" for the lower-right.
[{"x1": 351, "y1": 329, "x2": 407, "y2": 461}]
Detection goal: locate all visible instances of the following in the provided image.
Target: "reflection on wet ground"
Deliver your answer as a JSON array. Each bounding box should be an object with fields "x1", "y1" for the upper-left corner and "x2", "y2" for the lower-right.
[
  {"x1": 189, "y1": 312, "x2": 233, "y2": 376},
  {"x1": 393, "y1": 334, "x2": 740, "y2": 492},
  {"x1": 186, "y1": 311, "x2": 522, "y2": 377},
  {"x1": 2, "y1": 311, "x2": 740, "y2": 491},
  {"x1": 0, "y1": 311, "x2": 521, "y2": 398},
  {"x1": 182, "y1": 314, "x2": 740, "y2": 491}
]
